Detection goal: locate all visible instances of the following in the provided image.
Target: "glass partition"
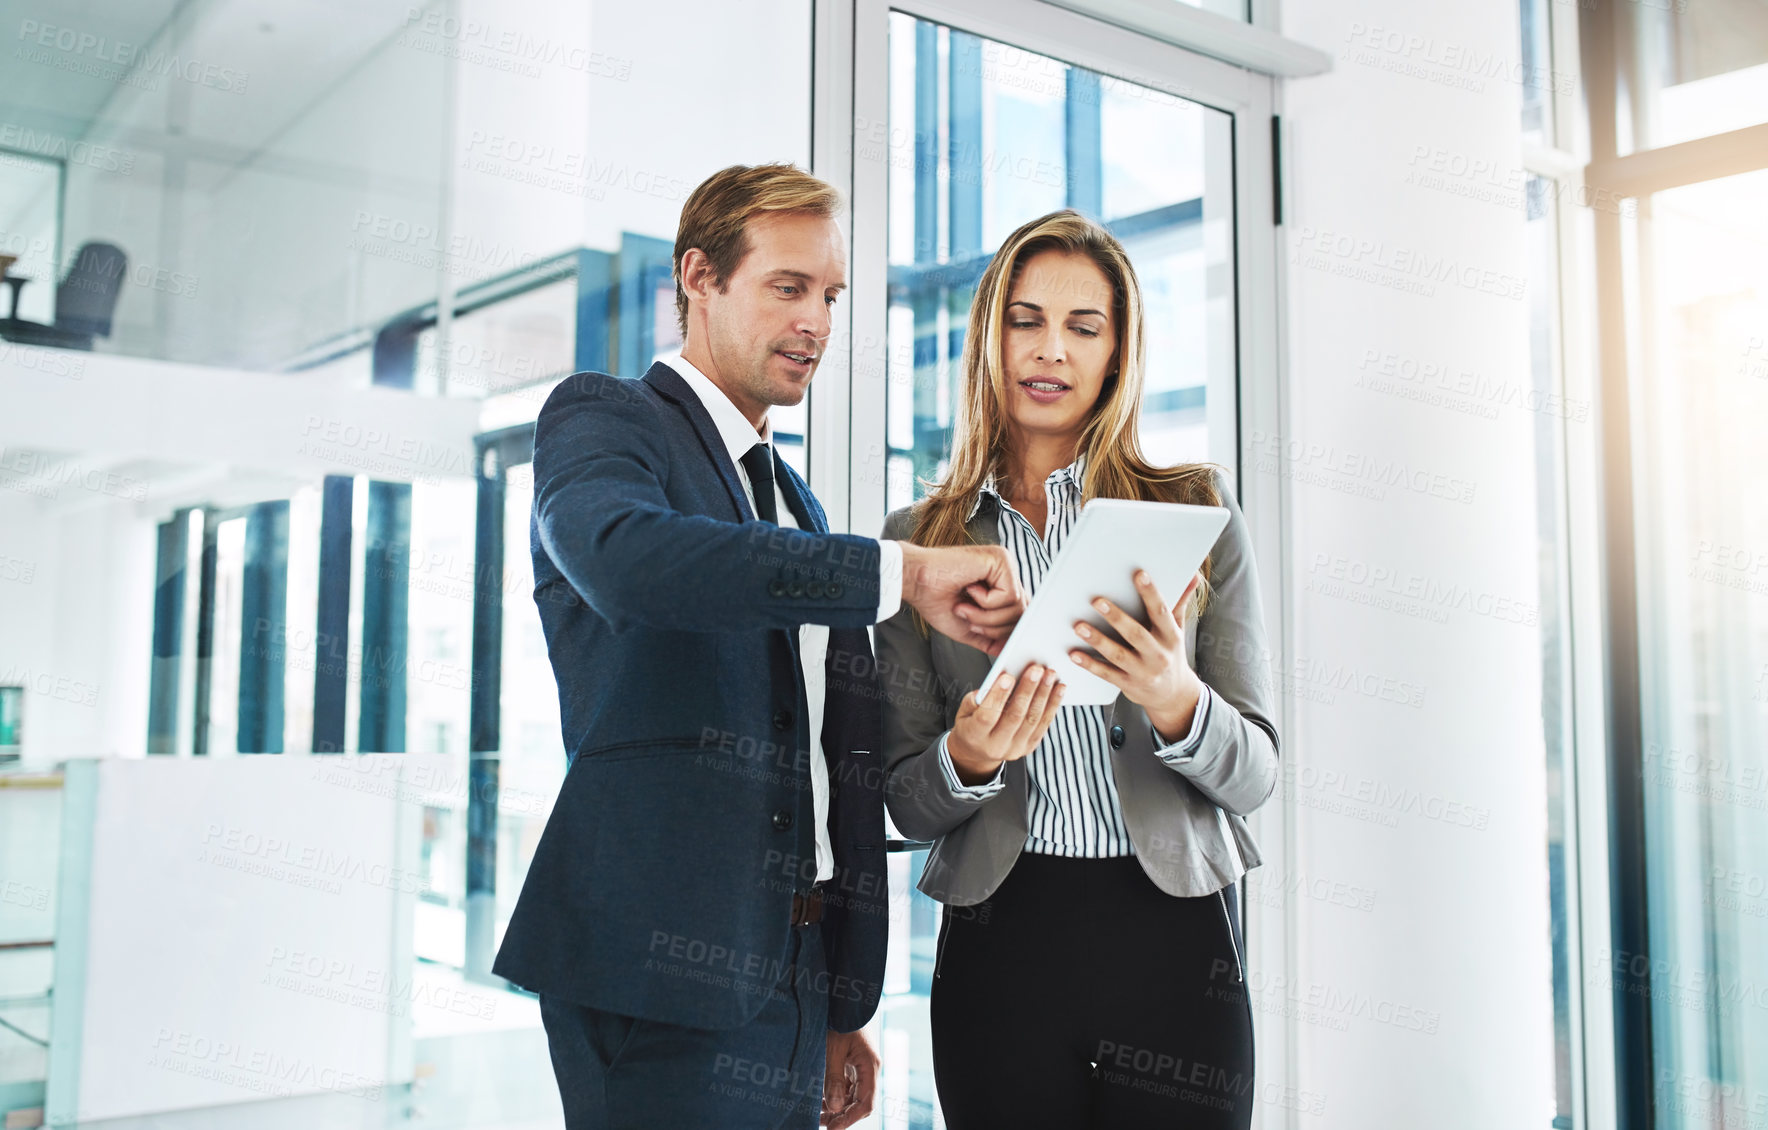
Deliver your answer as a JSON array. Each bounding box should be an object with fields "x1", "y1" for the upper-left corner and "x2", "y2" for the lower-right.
[
  {"x1": 4, "y1": 6, "x2": 449, "y2": 369},
  {"x1": 0, "y1": 149, "x2": 61, "y2": 325}
]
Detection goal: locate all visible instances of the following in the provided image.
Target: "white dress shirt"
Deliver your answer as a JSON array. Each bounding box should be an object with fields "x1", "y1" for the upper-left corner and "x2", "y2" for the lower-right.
[
  {"x1": 935, "y1": 453, "x2": 1212, "y2": 857},
  {"x1": 658, "y1": 353, "x2": 903, "y2": 882}
]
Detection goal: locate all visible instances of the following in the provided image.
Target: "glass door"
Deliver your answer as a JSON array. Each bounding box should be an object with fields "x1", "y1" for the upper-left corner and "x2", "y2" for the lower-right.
[{"x1": 835, "y1": 1, "x2": 1277, "y2": 1123}]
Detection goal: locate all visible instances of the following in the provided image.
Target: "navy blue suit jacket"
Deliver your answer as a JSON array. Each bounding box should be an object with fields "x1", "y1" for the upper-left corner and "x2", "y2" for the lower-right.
[{"x1": 491, "y1": 362, "x2": 890, "y2": 1033}]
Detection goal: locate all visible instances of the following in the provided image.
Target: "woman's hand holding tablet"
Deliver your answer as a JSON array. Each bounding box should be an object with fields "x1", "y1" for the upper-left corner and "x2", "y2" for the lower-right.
[
  {"x1": 978, "y1": 500, "x2": 1229, "y2": 706},
  {"x1": 1069, "y1": 569, "x2": 1208, "y2": 743},
  {"x1": 947, "y1": 662, "x2": 1065, "y2": 786}
]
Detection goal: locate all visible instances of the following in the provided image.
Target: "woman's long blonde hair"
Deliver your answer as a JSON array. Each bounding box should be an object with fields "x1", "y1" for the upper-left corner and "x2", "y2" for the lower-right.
[{"x1": 910, "y1": 210, "x2": 1221, "y2": 587}]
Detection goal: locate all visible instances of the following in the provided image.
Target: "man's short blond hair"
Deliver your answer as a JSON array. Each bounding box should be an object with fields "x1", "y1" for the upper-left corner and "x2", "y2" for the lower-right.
[{"x1": 672, "y1": 163, "x2": 842, "y2": 336}]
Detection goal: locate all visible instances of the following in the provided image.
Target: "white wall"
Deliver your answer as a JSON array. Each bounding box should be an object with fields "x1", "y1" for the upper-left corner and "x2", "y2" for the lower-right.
[
  {"x1": 1268, "y1": 0, "x2": 1555, "y2": 1125},
  {"x1": 0, "y1": 494, "x2": 154, "y2": 768}
]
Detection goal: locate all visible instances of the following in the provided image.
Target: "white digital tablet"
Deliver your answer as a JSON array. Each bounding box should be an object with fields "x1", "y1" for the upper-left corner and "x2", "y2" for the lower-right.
[{"x1": 978, "y1": 499, "x2": 1230, "y2": 706}]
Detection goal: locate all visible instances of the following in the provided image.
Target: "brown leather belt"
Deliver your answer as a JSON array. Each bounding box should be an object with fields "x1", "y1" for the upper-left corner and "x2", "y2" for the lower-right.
[{"x1": 790, "y1": 887, "x2": 825, "y2": 927}]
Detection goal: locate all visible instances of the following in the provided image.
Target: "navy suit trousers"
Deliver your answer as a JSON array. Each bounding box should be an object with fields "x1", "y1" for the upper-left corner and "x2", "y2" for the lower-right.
[{"x1": 538, "y1": 923, "x2": 830, "y2": 1130}]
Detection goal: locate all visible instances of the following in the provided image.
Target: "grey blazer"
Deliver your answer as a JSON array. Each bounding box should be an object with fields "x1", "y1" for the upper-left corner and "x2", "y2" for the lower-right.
[{"x1": 877, "y1": 471, "x2": 1279, "y2": 906}]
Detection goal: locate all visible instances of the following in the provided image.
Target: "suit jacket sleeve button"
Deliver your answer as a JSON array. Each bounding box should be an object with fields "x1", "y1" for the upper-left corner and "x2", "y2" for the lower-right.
[
  {"x1": 1109, "y1": 724, "x2": 1126, "y2": 749},
  {"x1": 826, "y1": 582, "x2": 843, "y2": 599},
  {"x1": 768, "y1": 579, "x2": 786, "y2": 597},
  {"x1": 772, "y1": 809, "x2": 794, "y2": 830},
  {"x1": 788, "y1": 581, "x2": 805, "y2": 598},
  {"x1": 807, "y1": 581, "x2": 825, "y2": 598}
]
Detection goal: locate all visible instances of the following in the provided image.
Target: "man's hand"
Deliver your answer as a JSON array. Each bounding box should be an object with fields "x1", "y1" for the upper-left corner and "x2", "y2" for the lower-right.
[
  {"x1": 822, "y1": 1028, "x2": 878, "y2": 1128},
  {"x1": 897, "y1": 542, "x2": 1025, "y2": 656}
]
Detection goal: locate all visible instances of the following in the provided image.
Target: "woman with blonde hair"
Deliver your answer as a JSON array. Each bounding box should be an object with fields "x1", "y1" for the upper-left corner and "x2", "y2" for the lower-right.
[{"x1": 877, "y1": 210, "x2": 1278, "y2": 1129}]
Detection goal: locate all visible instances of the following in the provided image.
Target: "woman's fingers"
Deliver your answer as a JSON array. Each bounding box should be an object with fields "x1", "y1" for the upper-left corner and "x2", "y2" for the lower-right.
[
  {"x1": 965, "y1": 669, "x2": 1018, "y2": 728},
  {"x1": 1135, "y1": 570, "x2": 1180, "y2": 643},
  {"x1": 1086, "y1": 596, "x2": 1161, "y2": 664},
  {"x1": 1009, "y1": 672, "x2": 1062, "y2": 758},
  {"x1": 1171, "y1": 570, "x2": 1203, "y2": 628},
  {"x1": 1074, "y1": 614, "x2": 1139, "y2": 673},
  {"x1": 992, "y1": 663, "x2": 1047, "y2": 737},
  {"x1": 1068, "y1": 647, "x2": 1130, "y2": 691},
  {"x1": 1025, "y1": 683, "x2": 1065, "y2": 755}
]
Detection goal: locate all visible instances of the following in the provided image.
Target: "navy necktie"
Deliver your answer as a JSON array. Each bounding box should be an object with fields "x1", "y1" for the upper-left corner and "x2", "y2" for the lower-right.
[{"x1": 739, "y1": 443, "x2": 778, "y2": 524}]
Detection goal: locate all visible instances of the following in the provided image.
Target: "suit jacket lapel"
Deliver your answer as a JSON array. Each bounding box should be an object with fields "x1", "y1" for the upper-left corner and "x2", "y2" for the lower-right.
[
  {"x1": 965, "y1": 493, "x2": 1002, "y2": 547},
  {"x1": 774, "y1": 456, "x2": 823, "y2": 534},
  {"x1": 641, "y1": 362, "x2": 753, "y2": 522}
]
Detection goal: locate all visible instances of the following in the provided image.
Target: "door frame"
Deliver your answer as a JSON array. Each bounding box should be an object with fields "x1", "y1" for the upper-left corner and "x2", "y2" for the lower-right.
[{"x1": 812, "y1": 0, "x2": 1293, "y2": 1119}]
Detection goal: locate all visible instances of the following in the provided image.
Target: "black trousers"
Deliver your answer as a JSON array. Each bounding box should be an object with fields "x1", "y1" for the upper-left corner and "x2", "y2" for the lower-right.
[
  {"x1": 538, "y1": 923, "x2": 829, "y2": 1130},
  {"x1": 931, "y1": 852, "x2": 1254, "y2": 1130}
]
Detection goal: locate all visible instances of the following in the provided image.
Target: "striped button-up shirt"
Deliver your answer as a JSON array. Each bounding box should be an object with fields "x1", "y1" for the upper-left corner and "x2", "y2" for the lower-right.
[{"x1": 935, "y1": 453, "x2": 1213, "y2": 858}]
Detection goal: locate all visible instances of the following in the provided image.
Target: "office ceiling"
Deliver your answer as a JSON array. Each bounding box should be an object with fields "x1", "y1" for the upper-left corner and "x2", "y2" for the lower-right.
[{"x1": 2, "y1": 0, "x2": 426, "y2": 169}]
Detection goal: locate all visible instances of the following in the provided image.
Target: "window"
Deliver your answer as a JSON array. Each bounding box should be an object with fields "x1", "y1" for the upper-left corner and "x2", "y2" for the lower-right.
[
  {"x1": 882, "y1": 14, "x2": 1236, "y2": 512},
  {"x1": 1623, "y1": 167, "x2": 1768, "y2": 1124},
  {"x1": 1582, "y1": 0, "x2": 1768, "y2": 1121},
  {"x1": 1612, "y1": 0, "x2": 1768, "y2": 154}
]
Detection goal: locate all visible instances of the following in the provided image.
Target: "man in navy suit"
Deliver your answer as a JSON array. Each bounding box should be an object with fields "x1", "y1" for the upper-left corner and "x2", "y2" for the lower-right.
[{"x1": 493, "y1": 164, "x2": 1026, "y2": 1129}]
